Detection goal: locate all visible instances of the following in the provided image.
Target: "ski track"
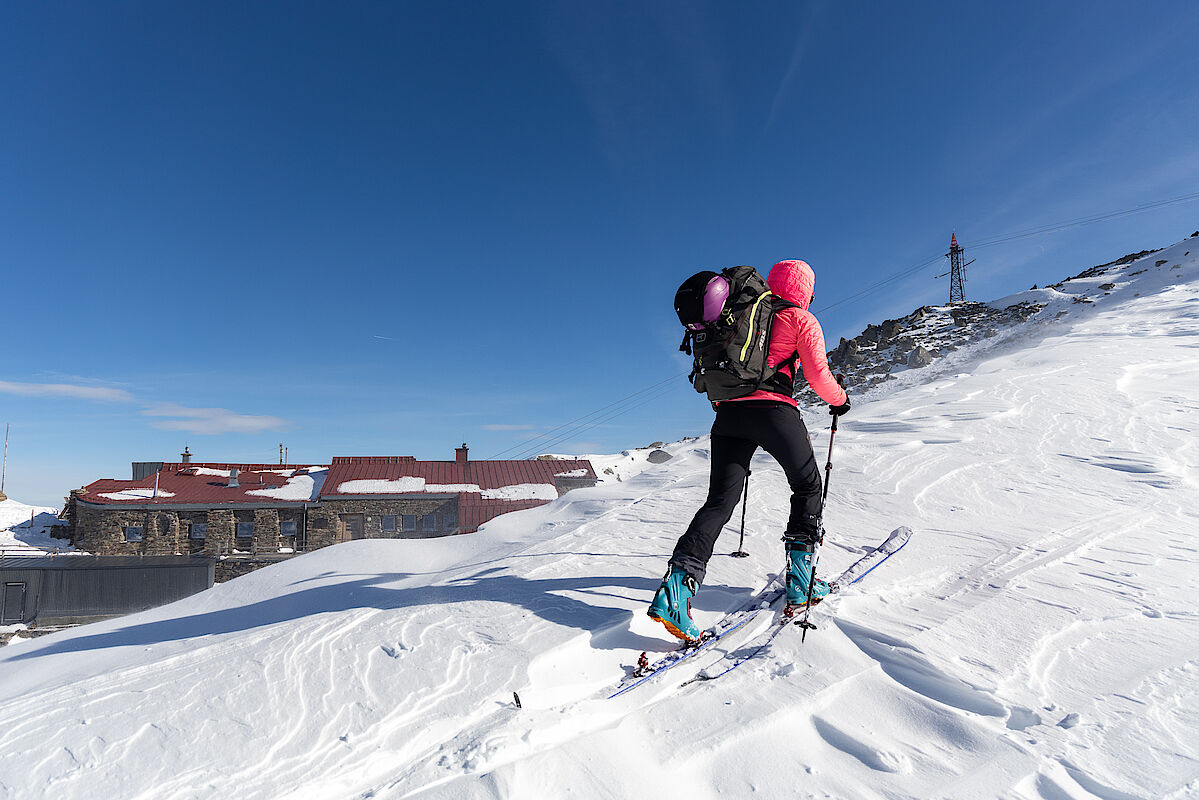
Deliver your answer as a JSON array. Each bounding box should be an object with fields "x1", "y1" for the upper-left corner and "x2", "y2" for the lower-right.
[{"x1": 2, "y1": 246, "x2": 1198, "y2": 798}]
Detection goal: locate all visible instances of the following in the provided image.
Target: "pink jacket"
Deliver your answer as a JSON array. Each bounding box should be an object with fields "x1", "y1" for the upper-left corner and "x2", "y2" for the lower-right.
[{"x1": 721, "y1": 260, "x2": 848, "y2": 408}]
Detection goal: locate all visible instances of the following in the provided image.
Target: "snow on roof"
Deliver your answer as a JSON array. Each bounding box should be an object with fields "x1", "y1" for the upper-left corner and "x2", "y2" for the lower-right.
[
  {"x1": 334, "y1": 477, "x2": 559, "y2": 501},
  {"x1": 98, "y1": 488, "x2": 177, "y2": 501},
  {"x1": 245, "y1": 469, "x2": 327, "y2": 501},
  {"x1": 479, "y1": 484, "x2": 557, "y2": 501},
  {"x1": 78, "y1": 463, "x2": 331, "y2": 506},
  {"x1": 321, "y1": 455, "x2": 596, "y2": 499}
]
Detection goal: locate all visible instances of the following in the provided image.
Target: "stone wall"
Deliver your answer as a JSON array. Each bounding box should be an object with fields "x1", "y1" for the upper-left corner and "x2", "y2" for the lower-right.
[
  {"x1": 70, "y1": 495, "x2": 470, "y2": 559},
  {"x1": 306, "y1": 498, "x2": 459, "y2": 549},
  {"x1": 70, "y1": 504, "x2": 303, "y2": 557},
  {"x1": 72, "y1": 505, "x2": 156, "y2": 555},
  {"x1": 253, "y1": 509, "x2": 280, "y2": 552},
  {"x1": 206, "y1": 509, "x2": 235, "y2": 555}
]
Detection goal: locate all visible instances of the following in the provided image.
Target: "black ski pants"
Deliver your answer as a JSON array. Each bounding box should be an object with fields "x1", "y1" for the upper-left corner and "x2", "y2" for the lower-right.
[{"x1": 670, "y1": 401, "x2": 823, "y2": 585}]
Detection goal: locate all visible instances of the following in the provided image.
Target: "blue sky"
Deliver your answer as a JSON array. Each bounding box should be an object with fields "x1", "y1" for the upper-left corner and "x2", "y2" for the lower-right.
[{"x1": 3, "y1": 2, "x2": 1199, "y2": 506}]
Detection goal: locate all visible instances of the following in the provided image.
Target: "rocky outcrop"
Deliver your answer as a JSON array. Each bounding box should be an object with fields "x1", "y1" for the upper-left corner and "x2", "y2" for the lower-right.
[
  {"x1": 816, "y1": 300, "x2": 1045, "y2": 403},
  {"x1": 907, "y1": 345, "x2": 934, "y2": 368},
  {"x1": 647, "y1": 449, "x2": 673, "y2": 464}
]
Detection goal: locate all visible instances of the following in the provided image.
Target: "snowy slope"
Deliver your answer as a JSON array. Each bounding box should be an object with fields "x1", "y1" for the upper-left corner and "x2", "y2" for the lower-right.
[
  {"x1": 0, "y1": 498, "x2": 69, "y2": 554},
  {"x1": 1, "y1": 239, "x2": 1197, "y2": 799}
]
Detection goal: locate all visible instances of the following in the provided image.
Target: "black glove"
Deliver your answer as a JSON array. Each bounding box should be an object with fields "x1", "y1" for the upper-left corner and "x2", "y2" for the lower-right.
[{"x1": 829, "y1": 397, "x2": 851, "y2": 417}]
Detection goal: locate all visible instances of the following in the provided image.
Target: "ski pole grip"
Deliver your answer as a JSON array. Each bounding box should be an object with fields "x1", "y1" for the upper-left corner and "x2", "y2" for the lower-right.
[{"x1": 831, "y1": 374, "x2": 846, "y2": 433}]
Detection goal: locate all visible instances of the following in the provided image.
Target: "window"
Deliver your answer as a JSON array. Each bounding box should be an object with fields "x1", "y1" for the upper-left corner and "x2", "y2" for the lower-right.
[
  {"x1": 401, "y1": 514, "x2": 416, "y2": 531},
  {"x1": 381, "y1": 515, "x2": 396, "y2": 533},
  {"x1": 189, "y1": 523, "x2": 207, "y2": 540},
  {"x1": 280, "y1": 521, "x2": 297, "y2": 537},
  {"x1": 237, "y1": 521, "x2": 253, "y2": 538},
  {"x1": 444, "y1": 514, "x2": 457, "y2": 531},
  {"x1": 422, "y1": 514, "x2": 437, "y2": 531},
  {"x1": 123, "y1": 526, "x2": 144, "y2": 542}
]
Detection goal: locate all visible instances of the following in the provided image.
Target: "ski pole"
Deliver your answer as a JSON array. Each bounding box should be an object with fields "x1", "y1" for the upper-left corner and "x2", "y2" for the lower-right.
[
  {"x1": 801, "y1": 375, "x2": 847, "y2": 642},
  {"x1": 822, "y1": 375, "x2": 846, "y2": 503},
  {"x1": 731, "y1": 469, "x2": 751, "y2": 558}
]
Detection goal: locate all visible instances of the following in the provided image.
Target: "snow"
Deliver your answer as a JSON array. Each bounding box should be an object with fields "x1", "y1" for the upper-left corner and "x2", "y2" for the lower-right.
[
  {"x1": 337, "y1": 477, "x2": 425, "y2": 493},
  {"x1": 96, "y1": 488, "x2": 176, "y2": 501},
  {"x1": 554, "y1": 469, "x2": 588, "y2": 478},
  {"x1": 245, "y1": 468, "x2": 327, "y2": 501},
  {"x1": 336, "y1": 478, "x2": 557, "y2": 500},
  {"x1": 193, "y1": 467, "x2": 234, "y2": 477},
  {"x1": 562, "y1": 443, "x2": 691, "y2": 484},
  {"x1": 988, "y1": 286, "x2": 1073, "y2": 310},
  {"x1": 479, "y1": 483, "x2": 558, "y2": 501},
  {"x1": 0, "y1": 498, "x2": 73, "y2": 554},
  {"x1": 1, "y1": 238, "x2": 1197, "y2": 797}
]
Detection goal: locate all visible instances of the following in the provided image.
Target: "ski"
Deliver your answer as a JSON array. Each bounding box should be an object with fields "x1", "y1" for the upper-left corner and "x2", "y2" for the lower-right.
[
  {"x1": 680, "y1": 525, "x2": 914, "y2": 687},
  {"x1": 608, "y1": 576, "x2": 784, "y2": 699}
]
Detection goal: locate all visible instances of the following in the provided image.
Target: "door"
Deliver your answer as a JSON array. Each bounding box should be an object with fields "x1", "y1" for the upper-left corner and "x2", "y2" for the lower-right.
[
  {"x1": 336, "y1": 514, "x2": 365, "y2": 544},
  {"x1": 2, "y1": 582, "x2": 27, "y2": 624}
]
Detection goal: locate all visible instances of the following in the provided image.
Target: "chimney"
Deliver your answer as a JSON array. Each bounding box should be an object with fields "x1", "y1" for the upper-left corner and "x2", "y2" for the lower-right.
[
  {"x1": 456, "y1": 443, "x2": 469, "y2": 468},
  {"x1": 181, "y1": 446, "x2": 192, "y2": 464},
  {"x1": 228, "y1": 468, "x2": 240, "y2": 488}
]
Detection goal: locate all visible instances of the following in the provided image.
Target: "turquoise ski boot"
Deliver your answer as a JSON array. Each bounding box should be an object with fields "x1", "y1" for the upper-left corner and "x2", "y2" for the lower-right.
[
  {"x1": 785, "y1": 540, "x2": 830, "y2": 612},
  {"x1": 647, "y1": 566, "x2": 703, "y2": 644}
]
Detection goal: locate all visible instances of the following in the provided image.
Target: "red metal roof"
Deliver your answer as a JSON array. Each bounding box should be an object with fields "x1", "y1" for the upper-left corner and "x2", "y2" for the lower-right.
[
  {"x1": 74, "y1": 455, "x2": 597, "y2": 510},
  {"x1": 77, "y1": 463, "x2": 328, "y2": 507},
  {"x1": 321, "y1": 455, "x2": 597, "y2": 497}
]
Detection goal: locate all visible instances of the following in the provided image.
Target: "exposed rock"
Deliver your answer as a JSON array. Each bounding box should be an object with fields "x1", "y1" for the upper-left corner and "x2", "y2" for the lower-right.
[
  {"x1": 878, "y1": 320, "x2": 903, "y2": 340},
  {"x1": 907, "y1": 346, "x2": 933, "y2": 368},
  {"x1": 1099, "y1": 283, "x2": 1116, "y2": 290},
  {"x1": 647, "y1": 449, "x2": 673, "y2": 464},
  {"x1": 1156, "y1": 260, "x2": 1168, "y2": 267}
]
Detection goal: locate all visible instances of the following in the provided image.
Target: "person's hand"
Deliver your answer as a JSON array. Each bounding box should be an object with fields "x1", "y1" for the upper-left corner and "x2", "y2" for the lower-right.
[{"x1": 829, "y1": 398, "x2": 851, "y2": 417}]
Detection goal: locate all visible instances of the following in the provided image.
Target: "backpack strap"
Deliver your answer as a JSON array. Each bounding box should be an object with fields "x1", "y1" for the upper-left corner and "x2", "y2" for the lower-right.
[
  {"x1": 760, "y1": 352, "x2": 798, "y2": 396},
  {"x1": 679, "y1": 330, "x2": 693, "y2": 356}
]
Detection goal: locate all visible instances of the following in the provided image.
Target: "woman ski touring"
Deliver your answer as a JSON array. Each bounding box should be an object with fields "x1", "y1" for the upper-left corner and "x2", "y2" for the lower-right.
[{"x1": 649, "y1": 259, "x2": 850, "y2": 643}]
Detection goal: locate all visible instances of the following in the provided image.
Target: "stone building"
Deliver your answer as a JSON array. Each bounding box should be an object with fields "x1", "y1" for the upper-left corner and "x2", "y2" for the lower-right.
[{"x1": 63, "y1": 446, "x2": 597, "y2": 566}]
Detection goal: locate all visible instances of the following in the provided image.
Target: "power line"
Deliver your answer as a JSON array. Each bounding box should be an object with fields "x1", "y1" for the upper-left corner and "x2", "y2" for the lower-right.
[
  {"x1": 501, "y1": 380, "x2": 683, "y2": 461},
  {"x1": 970, "y1": 189, "x2": 1199, "y2": 250},
  {"x1": 485, "y1": 371, "x2": 686, "y2": 460}
]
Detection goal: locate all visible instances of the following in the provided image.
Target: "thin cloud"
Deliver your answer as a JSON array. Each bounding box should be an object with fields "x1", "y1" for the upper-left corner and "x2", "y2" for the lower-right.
[
  {"x1": 142, "y1": 404, "x2": 288, "y2": 435},
  {"x1": 481, "y1": 424, "x2": 536, "y2": 431},
  {"x1": 765, "y1": 1, "x2": 826, "y2": 132},
  {"x1": 0, "y1": 380, "x2": 135, "y2": 403}
]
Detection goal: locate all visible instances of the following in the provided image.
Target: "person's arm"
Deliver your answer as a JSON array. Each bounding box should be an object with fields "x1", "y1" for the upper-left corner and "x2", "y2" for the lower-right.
[{"x1": 794, "y1": 310, "x2": 848, "y2": 407}]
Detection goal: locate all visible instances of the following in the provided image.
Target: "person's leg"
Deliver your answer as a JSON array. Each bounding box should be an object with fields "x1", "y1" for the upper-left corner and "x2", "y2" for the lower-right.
[
  {"x1": 668, "y1": 431, "x2": 757, "y2": 585},
  {"x1": 753, "y1": 406, "x2": 824, "y2": 543},
  {"x1": 750, "y1": 405, "x2": 830, "y2": 604}
]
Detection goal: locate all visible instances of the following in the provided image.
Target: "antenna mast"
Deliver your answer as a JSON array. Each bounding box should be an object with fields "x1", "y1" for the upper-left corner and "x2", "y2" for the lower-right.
[{"x1": 1, "y1": 423, "x2": 9, "y2": 501}]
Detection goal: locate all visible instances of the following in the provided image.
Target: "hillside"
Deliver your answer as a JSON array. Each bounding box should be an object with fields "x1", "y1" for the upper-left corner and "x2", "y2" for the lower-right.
[
  {"x1": 1, "y1": 236, "x2": 1197, "y2": 799},
  {"x1": 0, "y1": 498, "x2": 68, "y2": 556}
]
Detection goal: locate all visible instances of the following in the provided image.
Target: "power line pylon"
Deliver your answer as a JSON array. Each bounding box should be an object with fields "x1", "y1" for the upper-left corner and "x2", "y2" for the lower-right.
[{"x1": 943, "y1": 232, "x2": 974, "y2": 303}]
